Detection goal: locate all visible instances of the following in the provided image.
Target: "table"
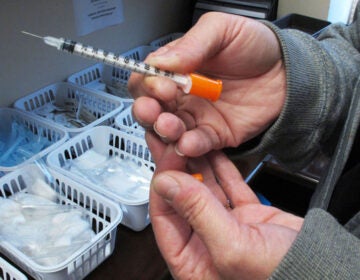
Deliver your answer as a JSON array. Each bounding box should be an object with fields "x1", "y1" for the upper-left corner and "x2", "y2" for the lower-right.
[{"x1": 86, "y1": 225, "x2": 171, "y2": 280}]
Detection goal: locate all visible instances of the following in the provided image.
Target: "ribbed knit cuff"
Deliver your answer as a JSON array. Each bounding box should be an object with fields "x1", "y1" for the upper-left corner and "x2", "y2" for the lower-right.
[
  {"x1": 249, "y1": 22, "x2": 339, "y2": 171},
  {"x1": 270, "y1": 208, "x2": 360, "y2": 279}
]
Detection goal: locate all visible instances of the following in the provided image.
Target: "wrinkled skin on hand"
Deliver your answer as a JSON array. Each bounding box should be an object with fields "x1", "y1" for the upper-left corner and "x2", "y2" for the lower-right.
[
  {"x1": 128, "y1": 12, "x2": 286, "y2": 157},
  {"x1": 147, "y1": 132, "x2": 303, "y2": 280},
  {"x1": 129, "y1": 12, "x2": 297, "y2": 279}
]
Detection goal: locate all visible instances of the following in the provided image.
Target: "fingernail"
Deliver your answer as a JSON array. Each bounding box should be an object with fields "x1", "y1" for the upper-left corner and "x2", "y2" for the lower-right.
[
  {"x1": 153, "y1": 122, "x2": 166, "y2": 137},
  {"x1": 175, "y1": 145, "x2": 185, "y2": 157},
  {"x1": 153, "y1": 122, "x2": 169, "y2": 143},
  {"x1": 153, "y1": 174, "x2": 180, "y2": 201},
  {"x1": 147, "y1": 50, "x2": 179, "y2": 66}
]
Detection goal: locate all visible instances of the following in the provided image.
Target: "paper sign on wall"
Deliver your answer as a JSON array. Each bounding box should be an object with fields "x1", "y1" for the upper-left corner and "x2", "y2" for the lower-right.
[{"x1": 73, "y1": 0, "x2": 124, "y2": 36}]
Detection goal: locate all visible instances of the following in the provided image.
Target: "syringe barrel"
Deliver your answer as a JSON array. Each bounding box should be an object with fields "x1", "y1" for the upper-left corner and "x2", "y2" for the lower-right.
[
  {"x1": 66, "y1": 40, "x2": 190, "y2": 85},
  {"x1": 60, "y1": 39, "x2": 222, "y2": 101}
]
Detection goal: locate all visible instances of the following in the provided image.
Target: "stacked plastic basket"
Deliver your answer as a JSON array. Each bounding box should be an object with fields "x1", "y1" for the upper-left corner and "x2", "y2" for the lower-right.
[
  {"x1": 0, "y1": 164, "x2": 122, "y2": 280},
  {"x1": 0, "y1": 257, "x2": 28, "y2": 280},
  {"x1": 149, "y1": 32, "x2": 183, "y2": 47},
  {"x1": 47, "y1": 126, "x2": 154, "y2": 231},
  {"x1": 0, "y1": 32, "x2": 183, "y2": 279},
  {"x1": 13, "y1": 82, "x2": 124, "y2": 137},
  {"x1": 0, "y1": 108, "x2": 68, "y2": 175}
]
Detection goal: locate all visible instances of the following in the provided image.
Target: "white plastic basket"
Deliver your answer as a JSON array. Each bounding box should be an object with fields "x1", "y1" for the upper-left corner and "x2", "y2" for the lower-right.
[
  {"x1": 66, "y1": 45, "x2": 157, "y2": 105},
  {"x1": 0, "y1": 108, "x2": 68, "y2": 173},
  {"x1": 149, "y1": 32, "x2": 184, "y2": 48},
  {"x1": 13, "y1": 82, "x2": 124, "y2": 137},
  {"x1": 47, "y1": 126, "x2": 154, "y2": 231},
  {"x1": 114, "y1": 105, "x2": 145, "y2": 138},
  {"x1": 0, "y1": 164, "x2": 122, "y2": 280},
  {"x1": 0, "y1": 257, "x2": 28, "y2": 280}
]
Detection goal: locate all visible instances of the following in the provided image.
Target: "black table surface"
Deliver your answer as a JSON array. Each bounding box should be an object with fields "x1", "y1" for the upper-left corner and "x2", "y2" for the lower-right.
[{"x1": 85, "y1": 224, "x2": 171, "y2": 280}]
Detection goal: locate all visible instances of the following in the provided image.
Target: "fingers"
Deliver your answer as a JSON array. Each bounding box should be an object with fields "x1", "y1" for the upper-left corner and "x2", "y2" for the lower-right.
[
  {"x1": 145, "y1": 131, "x2": 186, "y2": 172},
  {"x1": 146, "y1": 134, "x2": 196, "y2": 260},
  {"x1": 175, "y1": 126, "x2": 222, "y2": 157},
  {"x1": 151, "y1": 170, "x2": 240, "y2": 253},
  {"x1": 186, "y1": 156, "x2": 228, "y2": 205},
  {"x1": 128, "y1": 12, "x2": 242, "y2": 102},
  {"x1": 128, "y1": 69, "x2": 180, "y2": 103},
  {"x1": 144, "y1": 131, "x2": 167, "y2": 164},
  {"x1": 147, "y1": 133, "x2": 237, "y2": 259},
  {"x1": 134, "y1": 94, "x2": 228, "y2": 157},
  {"x1": 144, "y1": 12, "x2": 236, "y2": 74},
  {"x1": 147, "y1": 132, "x2": 190, "y2": 238},
  {"x1": 207, "y1": 151, "x2": 260, "y2": 207},
  {"x1": 153, "y1": 112, "x2": 187, "y2": 143},
  {"x1": 132, "y1": 96, "x2": 163, "y2": 128}
]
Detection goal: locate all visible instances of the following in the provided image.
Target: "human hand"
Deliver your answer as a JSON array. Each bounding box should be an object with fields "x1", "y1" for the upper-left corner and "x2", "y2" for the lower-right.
[
  {"x1": 129, "y1": 13, "x2": 286, "y2": 157},
  {"x1": 147, "y1": 132, "x2": 303, "y2": 280}
]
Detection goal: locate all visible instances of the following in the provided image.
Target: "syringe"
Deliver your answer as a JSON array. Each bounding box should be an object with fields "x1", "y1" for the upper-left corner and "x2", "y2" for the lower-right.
[{"x1": 21, "y1": 31, "x2": 222, "y2": 102}]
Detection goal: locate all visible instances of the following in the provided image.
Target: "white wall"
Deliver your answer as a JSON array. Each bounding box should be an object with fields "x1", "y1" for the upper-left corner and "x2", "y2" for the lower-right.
[
  {"x1": 277, "y1": 0, "x2": 330, "y2": 20},
  {"x1": 0, "y1": 0, "x2": 191, "y2": 107},
  {"x1": 328, "y1": 0, "x2": 357, "y2": 23}
]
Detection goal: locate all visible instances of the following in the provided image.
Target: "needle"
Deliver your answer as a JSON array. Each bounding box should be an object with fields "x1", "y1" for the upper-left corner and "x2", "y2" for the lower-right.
[{"x1": 21, "y1": 31, "x2": 43, "y2": 40}]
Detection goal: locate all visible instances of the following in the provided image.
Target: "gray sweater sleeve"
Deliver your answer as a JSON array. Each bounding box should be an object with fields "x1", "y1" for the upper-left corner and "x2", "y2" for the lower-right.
[
  {"x1": 261, "y1": 7, "x2": 360, "y2": 279},
  {"x1": 270, "y1": 209, "x2": 360, "y2": 279},
  {"x1": 251, "y1": 10, "x2": 360, "y2": 171}
]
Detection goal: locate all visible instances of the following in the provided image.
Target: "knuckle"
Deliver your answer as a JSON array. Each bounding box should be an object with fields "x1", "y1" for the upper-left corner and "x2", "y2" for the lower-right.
[{"x1": 180, "y1": 190, "x2": 208, "y2": 225}]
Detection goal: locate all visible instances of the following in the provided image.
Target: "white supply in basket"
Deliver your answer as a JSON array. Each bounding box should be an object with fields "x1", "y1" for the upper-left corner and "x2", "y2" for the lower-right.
[
  {"x1": 0, "y1": 177, "x2": 95, "y2": 267},
  {"x1": 0, "y1": 120, "x2": 52, "y2": 167},
  {"x1": 46, "y1": 126, "x2": 154, "y2": 231},
  {"x1": 0, "y1": 108, "x2": 68, "y2": 174},
  {"x1": 68, "y1": 150, "x2": 151, "y2": 203},
  {"x1": 32, "y1": 96, "x2": 97, "y2": 129},
  {"x1": 0, "y1": 163, "x2": 122, "y2": 280}
]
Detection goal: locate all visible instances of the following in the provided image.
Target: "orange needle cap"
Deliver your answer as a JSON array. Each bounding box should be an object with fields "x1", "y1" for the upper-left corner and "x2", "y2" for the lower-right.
[
  {"x1": 191, "y1": 173, "x2": 204, "y2": 182},
  {"x1": 188, "y1": 73, "x2": 222, "y2": 102}
]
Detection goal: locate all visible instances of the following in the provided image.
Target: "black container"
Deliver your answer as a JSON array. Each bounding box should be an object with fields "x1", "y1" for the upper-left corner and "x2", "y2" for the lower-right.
[
  {"x1": 249, "y1": 162, "x2": 316, "y2": 217},
  {"x1": 273, "y1": 13, "x2": 331, "y2": 37}
]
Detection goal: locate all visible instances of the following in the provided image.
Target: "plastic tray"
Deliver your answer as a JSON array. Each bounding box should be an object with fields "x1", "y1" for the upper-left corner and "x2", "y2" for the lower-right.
[
  {"x1": 0, "y1": 164, "x2": 122, "y2": 280},
  {"x1": 0, "y1": 108, "x2": 68, "y2": 173},
  {"x1": 0, "y1": 257, "x2": 28, "y2": 280},
  {"x1": 66, "y1": 45, "x2": 157, "y2": 105},
  {"x1": 149, "y1": 32, "x2": 183, "y2": 47},
  {"x1": 114, "y1": 105, "x2": 145, "y2": 138},
  {"x1": 273, "y1": 14, "x2": 331, "y2": 37},
  {"x1": 46, "y1": 126, "x2": 154, "y2": 231},
  {"x1": 13, "y1": 82, "x2": 124, "y2": 137}
]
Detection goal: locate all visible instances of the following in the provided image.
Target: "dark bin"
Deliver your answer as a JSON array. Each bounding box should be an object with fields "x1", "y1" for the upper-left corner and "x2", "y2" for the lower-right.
[{"x1": 273, "y1": 13, "x2": 331, "y2": 37}]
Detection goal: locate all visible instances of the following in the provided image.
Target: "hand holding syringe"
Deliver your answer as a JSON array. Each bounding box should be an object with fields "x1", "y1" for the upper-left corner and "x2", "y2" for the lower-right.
[{"x1": 22, "y1": 31, "x2": 222, "y2": 101}]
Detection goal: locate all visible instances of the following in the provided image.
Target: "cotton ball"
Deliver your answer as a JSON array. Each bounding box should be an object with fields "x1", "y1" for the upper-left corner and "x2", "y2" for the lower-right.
[
  {"x1": 53, "y1": 235, "x2": 72, "y2": 247},
  {"x1": 51, "y1": 209, "x2": 83, "y2": 225},
  {"x1": 28, "y1": 179, "x2": 58, "y2": 202},
  {"x1": 11, "y1": 192, "x2": 56, "y2": 206},
  {"x1": 0, "y1": 198, "x2": 24, "y2": 224},
  {"x1": 63, "y1": 219, "x2": 91, "y2": 239},
  {"x1": 72, "y1": 150, "x2": 107, "y2": 169}
]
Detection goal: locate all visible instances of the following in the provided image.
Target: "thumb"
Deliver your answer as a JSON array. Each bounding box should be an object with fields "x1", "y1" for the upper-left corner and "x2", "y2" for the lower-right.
[
  {"x1": 152, "y1": 171, "x2": 240, "y2": 253},
  {"x1": 146, "y1": 13, "x2": 234, "y2": 74}
]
